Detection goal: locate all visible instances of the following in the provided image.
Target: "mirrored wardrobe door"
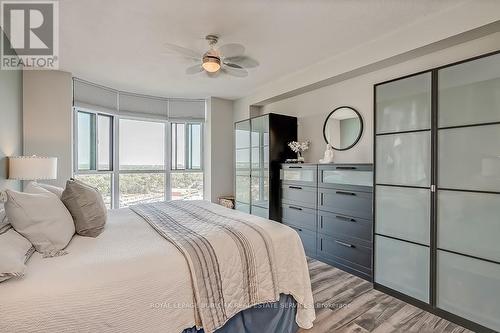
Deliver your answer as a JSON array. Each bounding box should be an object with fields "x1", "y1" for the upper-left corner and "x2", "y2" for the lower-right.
[{"x1": 437, "y1": 52, "x2": 500, "y2": 332}]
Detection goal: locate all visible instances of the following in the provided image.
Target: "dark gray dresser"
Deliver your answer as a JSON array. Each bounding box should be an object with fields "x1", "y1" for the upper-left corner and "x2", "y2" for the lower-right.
[{"x1": 280, "y1": 163, "x2": 373, "y2": 281}]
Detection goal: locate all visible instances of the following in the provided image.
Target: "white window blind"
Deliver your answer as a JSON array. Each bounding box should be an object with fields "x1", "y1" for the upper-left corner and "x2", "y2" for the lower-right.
[
  {"x1": 73, "y1": 79, "x2": 118, "y2": 114},
  {"x1": 73, "y1": 78, "x2": 205, "y2": 121},
  {"x1": 118, "y1": 92, "x2": 168, "y2": 120}
]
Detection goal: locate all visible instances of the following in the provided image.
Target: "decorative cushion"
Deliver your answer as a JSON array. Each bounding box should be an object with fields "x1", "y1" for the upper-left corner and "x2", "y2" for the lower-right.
[
  {"x1": 61, "y1": 179, "x2": 107, "y2": 238},
  {"x1": 25, "y1": 182, "x2": 64, "y2": 199},
  {"x1": 5, "y1": 190, "x2": 75, "y2": 257},
  {"x1": 0, "y1": 228, "x2": 35, "y2": 282}
]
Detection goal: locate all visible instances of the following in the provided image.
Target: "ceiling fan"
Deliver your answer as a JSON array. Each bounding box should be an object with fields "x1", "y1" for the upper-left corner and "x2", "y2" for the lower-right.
[{"x1": 163, "y1": 35, "x2": 259, "y2": 78}]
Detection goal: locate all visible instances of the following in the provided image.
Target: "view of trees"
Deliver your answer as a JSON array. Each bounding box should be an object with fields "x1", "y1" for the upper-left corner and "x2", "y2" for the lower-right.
[{"x1": 75, "y1": 171, "x2": 203, "y2": 208}]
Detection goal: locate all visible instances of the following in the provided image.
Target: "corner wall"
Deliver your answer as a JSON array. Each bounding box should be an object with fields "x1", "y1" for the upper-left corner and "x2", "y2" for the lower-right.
[
  {"x1": 23, "y1": 70, "x2": 73, "y2": 187},
  {"x1": 0, "y1": 50, "x2": 23, "y2": 191},
  {"x1": 204, "y1": 97, "x2": 234, "y2": 203}
]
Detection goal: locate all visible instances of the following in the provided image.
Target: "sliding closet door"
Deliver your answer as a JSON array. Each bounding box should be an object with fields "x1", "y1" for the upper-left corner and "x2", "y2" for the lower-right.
[
  {"x1": 374, "y1": 73, "x2": 432, "y2": 302},
  {"x1": 437, "y1": 53, "x2": 500, "y2": 332}
]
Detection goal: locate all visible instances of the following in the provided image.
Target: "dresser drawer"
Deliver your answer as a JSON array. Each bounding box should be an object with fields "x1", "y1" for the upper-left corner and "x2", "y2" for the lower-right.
[
  {"x1": 285, "y1": 223, "x2": 316, "y2": 257},
  {"x1": 282, "y1": 185, "x2": 316, "y2": 209},
  {"x1": 319, "y1": 188, "x2": 373, "y2": 219},
  {"x1": 318, "y1": 233, "x2": 372, "y2": 270},
  {"x1": 281, "y1": 204, "x2": 317, "y2": 232},
  {"x1": 280, "y1": 164, "x2": 317, "y2": 186},
  {"x1": 319, "y1": 164, "x2": 373, "y2": 192},
  {"x1": 318, "y1": 211, "x2": 372, "y2": 246}
]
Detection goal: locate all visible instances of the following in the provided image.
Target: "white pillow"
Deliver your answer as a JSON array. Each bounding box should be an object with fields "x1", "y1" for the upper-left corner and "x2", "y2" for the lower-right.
[
  {"x1": 0, "y1": 207, "x2": 11, "y2": 233},
  {"x1": 5, "y1": 190, "x2": 75, "y2": 257},
  {"x1": 0, "y1": 228, "x2": 34, "y2": 282},
  {"x1": 25, "y1": 182, "x2": 64, "y2": 199}
]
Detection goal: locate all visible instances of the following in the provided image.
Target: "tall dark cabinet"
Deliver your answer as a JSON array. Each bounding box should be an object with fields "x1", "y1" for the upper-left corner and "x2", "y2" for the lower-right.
[{"x1": 234, "y1": 113, "x2": 297, "y2": 221}]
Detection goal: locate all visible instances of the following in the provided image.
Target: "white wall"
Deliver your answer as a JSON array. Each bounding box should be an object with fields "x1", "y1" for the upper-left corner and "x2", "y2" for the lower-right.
[
  {"x1": 256, "y1": 32, "x2": 500, "y2": 163},
  {"x1": 0, "y1": 51, "x2": 23, "y2": 192},
  {"x1": 23, "y1": 70, "x2": 73, "y2": 187},
  {"x1": 204, "y1": 97, "x2": 234, "y2": 203}
]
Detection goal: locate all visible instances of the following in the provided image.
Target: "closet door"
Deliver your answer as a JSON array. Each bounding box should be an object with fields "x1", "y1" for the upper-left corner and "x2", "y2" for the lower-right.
[
  {"x1": 235, "y1": 120, "x2": 251, "y2": 213},
  {"x1": 437, "y1": 53, "x2": 500, "y2": 332},
  {"x1": 374, "y1": 72, "x2": 432, "y2": 302}
]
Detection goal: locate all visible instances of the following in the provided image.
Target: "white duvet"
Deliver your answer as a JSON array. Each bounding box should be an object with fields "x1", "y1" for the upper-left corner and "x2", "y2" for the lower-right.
[{"x1": 0, "y1": 205, "x2": 315, "y2": 333}]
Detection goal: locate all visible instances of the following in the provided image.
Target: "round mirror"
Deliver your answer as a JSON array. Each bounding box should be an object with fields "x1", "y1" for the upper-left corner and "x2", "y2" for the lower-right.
[{"x1": 323, "y1": 106, "x2": 363, "y2": 151}]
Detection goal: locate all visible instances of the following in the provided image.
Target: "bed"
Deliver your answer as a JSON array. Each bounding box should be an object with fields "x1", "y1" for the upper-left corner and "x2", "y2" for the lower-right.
[{"x1": 0, "y1": 200, "x2": 315, "y2": 333}]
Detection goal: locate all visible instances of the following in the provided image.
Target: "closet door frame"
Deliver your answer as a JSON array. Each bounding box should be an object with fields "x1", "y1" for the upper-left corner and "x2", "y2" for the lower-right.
[{"x1": 373, "y1": 49, "x2": 500, "y2": 333}]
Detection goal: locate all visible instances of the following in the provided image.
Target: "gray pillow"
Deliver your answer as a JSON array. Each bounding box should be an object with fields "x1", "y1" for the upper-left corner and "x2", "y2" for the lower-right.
[
  {"x1": 0, "y1": 229, "x2": 35, "y2": 282},
  {"x1": 61, "y1": 179, "x2": 107, "y2": 237}
]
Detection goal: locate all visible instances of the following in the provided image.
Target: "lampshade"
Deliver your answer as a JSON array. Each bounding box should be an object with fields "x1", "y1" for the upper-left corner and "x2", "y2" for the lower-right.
[{"x1": 8, "y1": 156, "x2": 58, "y2": 180}]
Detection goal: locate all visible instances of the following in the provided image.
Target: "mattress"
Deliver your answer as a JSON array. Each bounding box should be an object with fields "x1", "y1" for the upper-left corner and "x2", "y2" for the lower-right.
[{"x1": 0, "y1": 204, "x2": 314, "y2": 333}]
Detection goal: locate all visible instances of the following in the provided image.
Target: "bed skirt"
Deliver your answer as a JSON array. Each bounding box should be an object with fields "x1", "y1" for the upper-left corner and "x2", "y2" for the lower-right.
[{"x1": 182, "y1": 294, "x2": 299, "y2": 333}]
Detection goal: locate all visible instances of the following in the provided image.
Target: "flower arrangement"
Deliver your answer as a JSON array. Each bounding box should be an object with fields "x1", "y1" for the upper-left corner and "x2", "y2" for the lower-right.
[{"x1": 288, "y1": 140, "x2": 310, "y2": 162}]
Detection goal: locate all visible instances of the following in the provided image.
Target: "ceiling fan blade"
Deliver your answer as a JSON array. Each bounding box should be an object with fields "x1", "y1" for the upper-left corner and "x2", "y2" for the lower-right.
[
  {"x1": 225, "y1": 56, "x2": 259, "y2": 68},
  {"x1": 218, "y1": 43, "x2": 245, "y2": 58},
  {"x1": 163, "y1": 42, "x2": 201, "y2": 60},
  {"x1": 222, "y1": 66, "x2": 248, "y2": 78},
  {"x1": 223, "y1": 62, "x2": 244, "y2": 69},
  {"x1": 186, "y1": 64, "x2": 203, "y2": 74}
]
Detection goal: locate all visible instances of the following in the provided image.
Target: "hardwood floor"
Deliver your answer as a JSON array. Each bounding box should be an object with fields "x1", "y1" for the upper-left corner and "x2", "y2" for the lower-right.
[{"x1": 300, "y1": 258, "x2": 474, "y2": 333}]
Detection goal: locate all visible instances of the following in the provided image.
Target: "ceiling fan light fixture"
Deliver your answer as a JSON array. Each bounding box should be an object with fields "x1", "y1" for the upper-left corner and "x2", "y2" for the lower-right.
[{"x1": 202, "y1": 55, "x2": 221, "y2": 73}]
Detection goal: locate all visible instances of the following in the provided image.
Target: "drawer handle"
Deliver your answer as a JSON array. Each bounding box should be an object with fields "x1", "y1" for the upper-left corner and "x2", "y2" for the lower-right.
[
  {"x1": 336, "y1": 215, "x2": 357, "y2": 223},
  {"x1": 292, "y1": 226, "x2": 303, "y2": 232},
  {"x1": 289, "y1": 166, "x2": 302, "y2": 169},
  {"x1": 289, "y1": 186, "x2": 303, "y2": 190},
  {"x1": 289, "y1": 206, "x2": 303, "y2": 211},
  {"x1": 336, "y1": 191, "x2": 356, "y2": 196},
  {"x1": 335, "y1": 240, "x2": 355, "y2": 248},
  {"x1": 336, "y1": 166, "x2": 356, "y2": 170}
]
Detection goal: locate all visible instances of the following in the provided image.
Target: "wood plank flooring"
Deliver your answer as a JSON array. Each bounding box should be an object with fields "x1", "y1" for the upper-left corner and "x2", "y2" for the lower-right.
[{"x1": 299, "y1": 258, "x2": 474, "y2": 333}]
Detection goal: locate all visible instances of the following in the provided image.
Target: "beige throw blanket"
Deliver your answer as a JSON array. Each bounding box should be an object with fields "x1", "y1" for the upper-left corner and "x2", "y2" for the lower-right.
[{"x1": 131, "y1": 200, "x2": 315, "y2": 333}]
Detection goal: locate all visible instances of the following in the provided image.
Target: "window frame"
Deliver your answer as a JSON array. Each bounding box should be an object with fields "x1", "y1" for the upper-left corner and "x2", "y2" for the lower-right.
[
  {"x1": 171, "y1": 121, "x2": 204, "y2": 172},
  {"x1": 73, "y1": 107, "x2": 204, "y2": 208}
]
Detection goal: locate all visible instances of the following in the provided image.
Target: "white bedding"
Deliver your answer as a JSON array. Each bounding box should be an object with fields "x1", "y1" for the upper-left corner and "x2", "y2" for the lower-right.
[{"x1": 0, "y1": 204, "x2": 315, "y2": 333}]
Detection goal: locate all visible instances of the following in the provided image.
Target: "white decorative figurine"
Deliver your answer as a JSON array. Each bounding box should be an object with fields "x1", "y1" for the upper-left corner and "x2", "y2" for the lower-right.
[{"x1": 319, "y1": 144, "x2": 334, "y2": 164}]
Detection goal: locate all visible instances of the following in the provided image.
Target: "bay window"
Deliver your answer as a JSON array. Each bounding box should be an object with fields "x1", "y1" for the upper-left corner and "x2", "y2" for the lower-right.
[{"x1": 74, "y1": 111, "x2": 204, "y2": 209}]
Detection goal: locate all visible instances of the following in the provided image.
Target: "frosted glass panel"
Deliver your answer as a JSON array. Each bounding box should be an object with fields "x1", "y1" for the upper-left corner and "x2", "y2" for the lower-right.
[
  {"x1": 438, "y1": 190, "x2": 500, "y2": 262},
  {"x1": 438, "y1": 125, "x2": 500, "y2": 192},
  {"x1": 376, "y1": 131, "x2": 431, "y2": 187},
  {"x1": 376, "y1": 73, "x2": 431, "y2": 134},
  {"x1": 438, "y1": 251, "x2": 500, "y2": 332},
  {"x1": 322, "y1": 170, "x2": 373, "y2": 187},
  {"x1": 376, "y1": 186, "x2": 430, "y2": 245},
  {"x1": 282, "y1": 170, "x2": 315, "y2": 182},
  {"x1": 375, "y1": 236, "x2": 429, "y2": 302},
  {"x1": 439, "y1": 53, "x2": 500, "y2": 128}
]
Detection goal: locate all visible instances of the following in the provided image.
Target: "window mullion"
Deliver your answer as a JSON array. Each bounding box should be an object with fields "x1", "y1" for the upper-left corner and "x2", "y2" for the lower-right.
[
  {"x1": 165, "y1": 122, "x2": 172, "y2": 201},
  {"x1": 113, "y1": 116, "x2": 120, "y2": 209},
  {"x1": 94, "y1": 114, "x2": 99, "y2": 172}
]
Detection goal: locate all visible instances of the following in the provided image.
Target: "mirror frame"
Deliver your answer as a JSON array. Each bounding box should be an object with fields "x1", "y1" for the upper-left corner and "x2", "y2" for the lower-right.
[{"x1": 322, "y1": 106, "x2": 364, "y2": 151}]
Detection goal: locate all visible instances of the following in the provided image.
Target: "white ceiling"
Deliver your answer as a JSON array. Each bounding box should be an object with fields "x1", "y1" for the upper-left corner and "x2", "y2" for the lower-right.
[{"x1": 59, "y1": 0, "x2": 468, "y2": 100}]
